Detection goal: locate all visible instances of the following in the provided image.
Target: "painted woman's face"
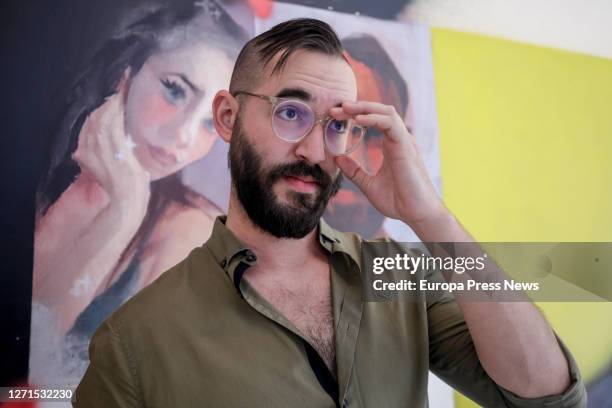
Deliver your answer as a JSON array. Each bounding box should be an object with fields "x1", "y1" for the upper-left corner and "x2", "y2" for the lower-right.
[{"x1": 125, "y1": 42, "x2": 234, "y2": 180}]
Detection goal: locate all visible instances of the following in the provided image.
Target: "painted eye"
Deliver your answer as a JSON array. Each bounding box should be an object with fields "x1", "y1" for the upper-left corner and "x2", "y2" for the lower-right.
[
  {"x1": 161, "y1": 79, "x2": 186, "y2": 104},
  {"x1": 203, "y1": 118, "x2": 215, "y2": 132}
]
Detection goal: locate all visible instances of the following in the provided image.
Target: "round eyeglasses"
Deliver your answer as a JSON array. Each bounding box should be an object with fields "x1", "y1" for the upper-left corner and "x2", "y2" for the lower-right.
[{"x1": 233, "y1": 91, "x2": 365, "y2": 156}]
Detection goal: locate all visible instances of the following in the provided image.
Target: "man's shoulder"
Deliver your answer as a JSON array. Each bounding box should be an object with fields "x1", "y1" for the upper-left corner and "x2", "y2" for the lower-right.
[
  {"x1": 100, "y1": 245, "x2": 226, "y2": 336},
  {"x1": 330, "y1": 225, "x2": 421, "y2": 258}
]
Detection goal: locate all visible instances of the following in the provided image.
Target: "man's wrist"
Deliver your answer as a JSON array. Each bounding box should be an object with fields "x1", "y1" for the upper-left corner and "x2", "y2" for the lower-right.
[{"x1": 404, "y1": 206, "x2": 467, "y2": 242}]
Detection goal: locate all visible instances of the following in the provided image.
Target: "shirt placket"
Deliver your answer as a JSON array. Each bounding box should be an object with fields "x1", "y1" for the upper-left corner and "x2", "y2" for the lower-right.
[
  {"x1": 329, "y1": 249, "x2": 363, "y2": 408},
  {"x1": 219, "y1": 230, "x2": 364, "y2": 407}
]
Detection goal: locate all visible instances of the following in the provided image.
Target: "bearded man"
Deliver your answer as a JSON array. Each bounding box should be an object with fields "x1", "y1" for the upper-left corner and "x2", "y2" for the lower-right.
[{"x1": 74, "y1": 19, "x2": 586, "y2": 408}]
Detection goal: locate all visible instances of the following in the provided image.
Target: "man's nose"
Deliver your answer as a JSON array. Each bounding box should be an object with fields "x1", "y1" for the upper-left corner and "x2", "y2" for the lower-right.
[{"x1": 294, "y1": 121, "x2": 326, "y2": 164}]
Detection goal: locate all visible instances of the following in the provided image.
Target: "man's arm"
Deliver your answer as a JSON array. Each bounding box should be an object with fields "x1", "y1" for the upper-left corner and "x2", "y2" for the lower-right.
[
  {"x1": 426, "y1": 279, "x2": 586, "y2": 407},
  {"x1": 332, "y1": 100, "x2": 585, "y2": 403},
  {"x1": 412, "y1": 210, "x2": 571, "y2": 398},
  {"x1": 73, "y1": 318, "x2": 140, "y2": 407}
]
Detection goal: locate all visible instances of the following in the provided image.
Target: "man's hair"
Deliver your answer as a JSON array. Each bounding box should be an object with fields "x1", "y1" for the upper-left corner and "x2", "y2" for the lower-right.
[{"x1": 229, "y1": 18, "x2": 345, "y2": 93}]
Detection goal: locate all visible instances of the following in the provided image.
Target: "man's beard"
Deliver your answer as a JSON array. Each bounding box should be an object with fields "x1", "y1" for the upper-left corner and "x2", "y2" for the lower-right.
[{"x1": 228, "y1": 117, "x2": 342, "y2": 239}]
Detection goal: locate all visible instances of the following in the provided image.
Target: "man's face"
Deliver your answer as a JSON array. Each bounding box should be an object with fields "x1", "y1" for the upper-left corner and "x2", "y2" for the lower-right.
[{"x1": 229, "y1": 50, "x2": 357, "y2": 238}]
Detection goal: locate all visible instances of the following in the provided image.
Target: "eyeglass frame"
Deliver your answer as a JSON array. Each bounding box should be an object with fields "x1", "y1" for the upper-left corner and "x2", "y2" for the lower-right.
[{"x1": 231, "y1": 90, "x2": 365, "y2": 156}]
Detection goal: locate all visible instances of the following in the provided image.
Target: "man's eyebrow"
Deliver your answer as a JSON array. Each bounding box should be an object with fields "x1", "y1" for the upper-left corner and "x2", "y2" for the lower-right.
[
  {"x1": 275, "y1": 88, "x2": 346, "y2": 109},
  {"x1": 275, "y1": 88, "x2": 312, "y2": 101}
]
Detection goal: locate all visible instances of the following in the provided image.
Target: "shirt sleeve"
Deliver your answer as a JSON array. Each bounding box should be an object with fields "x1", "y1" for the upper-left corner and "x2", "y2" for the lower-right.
[
  {"x1": 72, "y1": 317, "x2": 141, "y2": 408},
  {"x1": 426, "y1": 270, "x2": 587, "y2": 408}
]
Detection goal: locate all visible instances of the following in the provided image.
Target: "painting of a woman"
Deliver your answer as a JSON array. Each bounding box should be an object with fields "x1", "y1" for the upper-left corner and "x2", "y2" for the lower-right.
[{"x1": 30, "y1": 0, "x2": 249, "y2": 383}]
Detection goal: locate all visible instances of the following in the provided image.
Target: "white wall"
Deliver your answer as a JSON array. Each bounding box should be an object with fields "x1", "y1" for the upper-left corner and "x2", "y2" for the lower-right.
[{"x1": 401, "y1": 0, "x2": 612, "y2": 59}]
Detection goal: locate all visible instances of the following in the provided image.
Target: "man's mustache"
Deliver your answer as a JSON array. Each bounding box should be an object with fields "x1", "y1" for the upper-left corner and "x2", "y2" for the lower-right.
[{"x1": 267, "y1": 161, "x2": 333, "y2": 188}]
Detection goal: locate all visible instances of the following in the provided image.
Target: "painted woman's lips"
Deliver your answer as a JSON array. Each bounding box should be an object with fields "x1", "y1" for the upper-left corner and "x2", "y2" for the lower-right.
[{"x1": 148, "y1": 145, "x2": 177, "y2": 167}]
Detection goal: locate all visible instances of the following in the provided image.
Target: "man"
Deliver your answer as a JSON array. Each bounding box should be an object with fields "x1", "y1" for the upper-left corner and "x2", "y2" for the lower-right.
[{"x1": 73, "y1": 19, "x2": 586, "y2": 407}]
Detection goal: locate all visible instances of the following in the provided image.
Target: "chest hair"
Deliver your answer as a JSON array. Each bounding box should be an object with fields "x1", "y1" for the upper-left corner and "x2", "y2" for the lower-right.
[{"x1": 264, "y1": 279, "x2": 336, "y2": 375}]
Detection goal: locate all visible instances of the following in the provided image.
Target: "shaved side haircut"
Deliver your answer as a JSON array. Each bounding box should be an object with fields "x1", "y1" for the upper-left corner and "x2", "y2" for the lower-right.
[{"x1": 229, "y1": 18, "x2": 347, "y2": 94}]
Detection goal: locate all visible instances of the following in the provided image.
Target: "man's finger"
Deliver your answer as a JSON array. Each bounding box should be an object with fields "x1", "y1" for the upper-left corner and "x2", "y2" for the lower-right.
[
  {"x1": 328, "y1": 107, "x2": 354, "y2": 121},
  {"x1": 341, "y1": 100, "x2": 395, "y2": 116},
  {"x1": 335, "y1": 155, "x2": 372, "y2": 194},
  {"x1": 354, "y1": 113, "x2": 405, "y2": 142}
]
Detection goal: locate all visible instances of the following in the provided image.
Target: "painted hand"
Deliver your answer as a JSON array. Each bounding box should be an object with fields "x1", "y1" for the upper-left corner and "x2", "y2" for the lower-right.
[{"x1": 71, "y1": 74, "x2": 151, "y2": 218}]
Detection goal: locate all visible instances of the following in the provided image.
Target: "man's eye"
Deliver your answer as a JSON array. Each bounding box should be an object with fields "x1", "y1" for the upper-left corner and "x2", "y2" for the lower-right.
[
  {"x1": 277, "y1": 107, "x2": 300, "y2": 121},
  {"x1": 161, "y1": 79, "x2": 186, "y2": 104},
  {"x1": 329, "y1": 120, "x2": 347, "y2": 133}
]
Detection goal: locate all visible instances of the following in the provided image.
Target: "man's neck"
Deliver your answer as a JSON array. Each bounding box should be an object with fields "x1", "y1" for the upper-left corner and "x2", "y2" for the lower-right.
[{"x1": 225, "y1": 193, "x2": 326, "y2": 275}]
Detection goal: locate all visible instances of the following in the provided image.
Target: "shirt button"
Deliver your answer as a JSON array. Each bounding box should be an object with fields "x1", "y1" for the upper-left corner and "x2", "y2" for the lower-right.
[
  {"x1": 244, "y1": 250, "x2": 257, "y2": 262},
  {"x1": 220, "y1": 258, "x2": 227, "y2": 268}
]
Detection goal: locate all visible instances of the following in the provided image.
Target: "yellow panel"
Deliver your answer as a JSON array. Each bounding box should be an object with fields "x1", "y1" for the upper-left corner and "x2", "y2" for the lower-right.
[{"x1": 430, "y1": 28, "x2": 612, "y2": 407}]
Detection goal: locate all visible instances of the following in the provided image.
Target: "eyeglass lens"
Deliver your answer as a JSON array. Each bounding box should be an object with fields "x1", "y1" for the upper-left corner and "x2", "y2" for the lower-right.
[{"x1": 272, "y1": 99, "x2": 364, "y2": 155}]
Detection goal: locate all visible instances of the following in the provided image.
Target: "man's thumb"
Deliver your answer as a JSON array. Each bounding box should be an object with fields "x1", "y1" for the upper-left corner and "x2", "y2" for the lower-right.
[{"x1": 335, "y1": 155, "x2": 370, "y2": 192}]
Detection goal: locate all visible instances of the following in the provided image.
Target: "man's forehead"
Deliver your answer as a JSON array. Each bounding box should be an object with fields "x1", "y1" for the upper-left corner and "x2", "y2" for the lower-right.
[{"x1": 257, "y1": 49, "x2": 357, "y2": 104}]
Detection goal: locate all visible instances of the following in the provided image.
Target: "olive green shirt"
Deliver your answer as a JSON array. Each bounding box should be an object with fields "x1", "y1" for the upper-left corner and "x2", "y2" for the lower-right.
[{"x1": 73, "y1": 216, "x2": 586, "y2": 407}]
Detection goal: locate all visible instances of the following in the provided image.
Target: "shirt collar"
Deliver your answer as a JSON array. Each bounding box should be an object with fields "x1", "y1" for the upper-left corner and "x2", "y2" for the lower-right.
[
  {"x1": 205, "y1": 216, "x2": 362, "y2": 286},
  {"x1": 318, "y1": 217, "x2": 362, "y2": 265}
]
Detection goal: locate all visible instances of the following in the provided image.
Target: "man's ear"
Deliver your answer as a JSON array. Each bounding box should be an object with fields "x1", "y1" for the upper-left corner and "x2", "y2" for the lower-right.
[{"x1": 213, "y1": 90, "x2": 239, "y2": 143}]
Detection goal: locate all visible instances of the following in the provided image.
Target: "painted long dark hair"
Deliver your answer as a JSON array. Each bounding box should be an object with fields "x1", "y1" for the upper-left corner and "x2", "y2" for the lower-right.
[{"x1": 37, "y1": 0, "x2": 247, "y2": 258}]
